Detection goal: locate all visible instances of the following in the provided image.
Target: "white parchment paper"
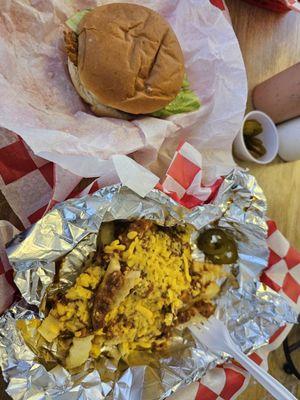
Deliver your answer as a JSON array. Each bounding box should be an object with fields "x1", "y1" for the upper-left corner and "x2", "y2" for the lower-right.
[{"x1": 0, "y1": 0, "x2": 247, "y2": 179}]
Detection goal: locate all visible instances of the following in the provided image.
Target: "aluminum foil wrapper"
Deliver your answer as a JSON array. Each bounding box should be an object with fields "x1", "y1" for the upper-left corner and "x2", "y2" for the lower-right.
[{"x1": 0, "y1": 169, "x2": 298, "y2": 400}]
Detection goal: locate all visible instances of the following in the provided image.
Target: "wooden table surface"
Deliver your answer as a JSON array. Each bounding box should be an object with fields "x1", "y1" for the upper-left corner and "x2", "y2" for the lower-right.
[
  {"x1": 226, "y1": 1, "x2": 300, "y2": 399},
  {"x1": 1, "y1": 1, "x2": 300, "y2": 399},
  {"x1": 227, "y1": 0, "x2": 300, "y2": 249}
]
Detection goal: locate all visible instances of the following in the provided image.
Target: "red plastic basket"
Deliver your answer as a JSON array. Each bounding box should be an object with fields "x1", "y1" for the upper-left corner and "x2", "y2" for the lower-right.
[{"x1": 242, "y1": 0, "x2": 294, "y2": 12}]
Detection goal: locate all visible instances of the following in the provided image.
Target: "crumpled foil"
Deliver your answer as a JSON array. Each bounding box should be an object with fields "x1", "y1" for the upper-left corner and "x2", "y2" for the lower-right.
[{"x1": 0, "y1": 169, "x2": 298, "y2": 400}]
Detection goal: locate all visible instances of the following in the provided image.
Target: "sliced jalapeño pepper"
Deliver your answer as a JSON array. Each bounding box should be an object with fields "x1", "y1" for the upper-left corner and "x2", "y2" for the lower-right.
[{"x1": 197, "y1": 228, "x2": 238, "y2": 264}]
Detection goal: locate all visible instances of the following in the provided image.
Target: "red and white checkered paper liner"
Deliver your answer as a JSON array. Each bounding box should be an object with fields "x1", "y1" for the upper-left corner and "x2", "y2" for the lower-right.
[{"x1": 0, "y1": 130, "x2": 299, "y2": 400}]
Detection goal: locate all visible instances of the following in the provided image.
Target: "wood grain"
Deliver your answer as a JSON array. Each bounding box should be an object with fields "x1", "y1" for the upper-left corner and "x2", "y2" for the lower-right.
[
  {"x1": 227, "y1": 0, "x2": 300, "y2": 110},
  {"x1": 226, "y1": 1, "x2": 300, "y2": 398},
  {"x1": 226, "y1": 0, "x2": 300, "y2": 247},
  {"x1": 243, "y1": 159, "x2": 300, "y2": 248}
]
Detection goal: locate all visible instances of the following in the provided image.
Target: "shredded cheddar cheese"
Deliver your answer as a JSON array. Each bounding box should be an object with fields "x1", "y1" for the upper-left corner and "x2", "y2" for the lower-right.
[{"x1": 21, "y1": 221, "x2": 226, "y2": 370}]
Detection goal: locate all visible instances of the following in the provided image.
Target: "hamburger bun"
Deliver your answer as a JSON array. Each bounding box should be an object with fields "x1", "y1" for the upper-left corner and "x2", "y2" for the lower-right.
[
  {"x1": 67, "y1": 59, "x2": 132, "y2": 119},
  {"x1": 69, "y1": 3, "x2": 185, "y2": 116}
]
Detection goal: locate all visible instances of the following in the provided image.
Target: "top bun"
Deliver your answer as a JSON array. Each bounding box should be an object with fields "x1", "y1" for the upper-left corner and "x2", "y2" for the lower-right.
[{"x1": 77, "y1": 3, "x2": 185, "y2": 114}]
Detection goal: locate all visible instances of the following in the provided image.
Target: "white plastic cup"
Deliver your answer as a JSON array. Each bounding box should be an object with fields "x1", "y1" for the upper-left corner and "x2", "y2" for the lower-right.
[
  {"x1": 233, "y1": 111, "x2": 279, "y2": 164},
  {"x1": 277, "y1": 118, "x2": 300, "y2": 162}
]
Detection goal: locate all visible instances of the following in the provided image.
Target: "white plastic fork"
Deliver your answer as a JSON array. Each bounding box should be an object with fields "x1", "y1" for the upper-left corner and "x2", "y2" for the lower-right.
[{"x1": 189, "y1": 317, "x2": 297, "y2": 400}]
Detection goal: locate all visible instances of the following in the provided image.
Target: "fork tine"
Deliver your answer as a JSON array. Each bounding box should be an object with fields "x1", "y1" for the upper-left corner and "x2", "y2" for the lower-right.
[
  {"x1": 189, "y1": 325, "x2": 201, "y2": 336},
  {"x1": 191, "y1": 323, "x2": 210, "y2": 339},
  {"x1": 189, "y1": 325, "x2": 204, "y2": 341},
  {"x1": 207, "y1": 316, "x2": 221, "y2": 326}
]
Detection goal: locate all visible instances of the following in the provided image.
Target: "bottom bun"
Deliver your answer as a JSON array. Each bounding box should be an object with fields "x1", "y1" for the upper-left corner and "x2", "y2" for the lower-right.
[{"x1": 67, "y1": 59, "x2": 132, "y2": 120}]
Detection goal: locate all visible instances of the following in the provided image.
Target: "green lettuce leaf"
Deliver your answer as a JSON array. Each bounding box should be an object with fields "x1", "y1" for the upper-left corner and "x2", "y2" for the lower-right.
[
  {"x1": 151, "y1": 76, "x2": 201, "y2": 118},
  {"x1": 66, "y1": 9, "x2": 92, "y2": 33}
]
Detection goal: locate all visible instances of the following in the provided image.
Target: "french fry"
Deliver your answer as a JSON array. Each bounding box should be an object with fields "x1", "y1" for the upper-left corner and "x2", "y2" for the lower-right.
[
  {"x1": 99, "y1": 222, "x2": 115, "y2": 246},
  {"x1": 38, "y1": 314, "x2": 61, "y2": 342},
  {"x1": 65, "y1": 335, "x2": 94, "y2": 369}
]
